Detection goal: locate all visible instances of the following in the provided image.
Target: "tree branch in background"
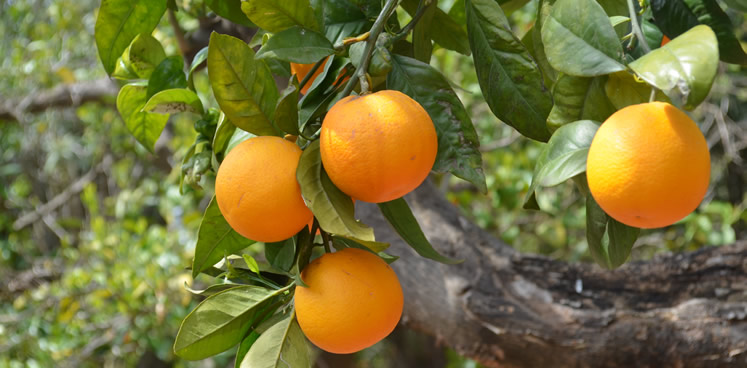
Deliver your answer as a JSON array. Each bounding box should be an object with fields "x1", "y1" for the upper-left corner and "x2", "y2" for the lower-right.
[{"x1": 0, "y1": 79, "x2": 119, "y2": 122}]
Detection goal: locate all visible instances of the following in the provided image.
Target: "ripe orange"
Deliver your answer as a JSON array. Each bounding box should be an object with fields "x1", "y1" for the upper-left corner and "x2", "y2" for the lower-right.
[
  {"x1": 320, "y1": 90, "x2": 438, "y2": 203},
  {"x1": 661, "y1": 35, "x2": 671, "y2": 46},
  {"x1": 295, "y1": 248, "x2": 403, "y2": 354},
  {"x1": 290, "y1": 59, "x2": 327, "y2": 95},
  {"x1": 215, "y1": 136, "x2": 312, "y2": 242},
  {"x1": 586, "y1": 102, "x2": 710, "y2": 229}
]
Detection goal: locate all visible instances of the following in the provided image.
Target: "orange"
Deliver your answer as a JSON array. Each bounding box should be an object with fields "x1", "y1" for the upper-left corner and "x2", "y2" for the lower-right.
[
  {"x1": 291, "y1": 58, "x2": 327, "y2": 95},
  {"x1": 320, "y1": 90, "x2": 438, "y2": 203},
  {"x1": 215, "y1": 136, "x2": 312, "y2": 242},
  {"x1": 586, "y1": 102, "x2": 710, "y2": 229},
  {"x1": 295, "y1": 248, "x2": 403, "y2": 354},
  {"x1": 661, "y1": 35, "x2": 671, "y2": 46}
]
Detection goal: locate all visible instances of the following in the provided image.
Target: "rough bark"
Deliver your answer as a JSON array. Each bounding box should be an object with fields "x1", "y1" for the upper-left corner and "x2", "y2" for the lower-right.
[
  {"x1": 0, "y1": 79, "x2": 119, "y2": 121},
  {"x1": 357, "y1": 181, "x2": 747, "y2": 368}
]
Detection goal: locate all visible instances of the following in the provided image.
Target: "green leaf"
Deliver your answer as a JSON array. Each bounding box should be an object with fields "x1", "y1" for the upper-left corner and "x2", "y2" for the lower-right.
[
  {"x1": 524, "y1": 120, "x2": 600, "y2": 209},
  {"x1": 189, "y1": 46, "x2": 209, "y2": 77},
  {"x1": 240, "y1": 311, "x2": 310, "y2": 368},
  {"x1": 377, "y1": 198, "x2": 462, "y2": 264},
  {"x1": 95, "y1": 0, "x2": 167, "y2": 75},
  {"x1": 243, "y1": 255, "x2": 261, "y2": 275},
  {"x1": 192, "y1": 197, "x2": 256, "y2": 278},
  {"x1": 629, "y1": 25, "x2": 718, "y2": 110},
  {"x1": 604, "y1": 70, "x2": 671, "y2": 110},
  {"x1": 122, "y1": 33, "x2": 166, "y2": 79},
  {"x1": 650, "y1": 0, "x2": 747, "y2": 65},
  {"x1": 116, "y1": 83, "x2": 169, "y2": 152},
  {"x1": 265, "y1": 238, "x2": 296, "y2": 272},
  {"x1": 296, "y1": 140, "x2": 375, "y2": 241},
  {"x1": 185, "y1": 283, "x2": 243, "y2": 297},
  {"x1": 722, "y1": 0, "x2": 747, "y2": 12},
  {"x1": 546, "y1": 75, "x2": 615, "y2": 132},
  {"x1": 401, "y1": 0, "x2": 471, "y2": 55},
  {"x1": 585, "y1": 187, "x2": 640, "y2": 269},
  {"x1": 387, "y1": 54, "x2": 486, "y2": 193},
  {"x1": 256, "y1": 26, "x2": 335, "y2": 64},
  {"x1": 235, "y1": 331, "x2": 261, "y2": 368},
  {"x1": 332, "y1": 235, "x2": 390, "y2": 253},
  {"x1": 521, "y1": 0, "x2": 556, "y2": 87},
  {"x1": 609, "y1": 15, "x2": 630, "y2": 27},
  {"x1": 541, "y1": 0, "x2": 625, "y2": 77},
  {"x1": 274, "y1": 79, "x2": 300, "y2": 136},
  {"x1": 147, "y1": 56, "x2": 187, "y2": 99},
  {"x1": 208, "y1": 32, "x2": 280, "y2": 136},
  {"x1": 413, "y1": 1, "x2": 436, "y2": 63},
  {"x1": 241, "y1": 0, "x2": 319, "y2": 33},
  {"x1": 173, "y1": 285, "x2": 285, "y2": 360},
  {"x1": 206, "y1": 0, "x2": 255, "y2": 27},
  {"x1": 320, "y1": 0, "x2": 372, "y2": 45},
  {"x1": 143, "y1": 88, "x2": 204, "y2": 115},
  {"x1": 213, "y1": 113, "x2": 238, "y2": 160},
  {"x1": 465, "y1": 0, "x2": 553, "y2": 142}
]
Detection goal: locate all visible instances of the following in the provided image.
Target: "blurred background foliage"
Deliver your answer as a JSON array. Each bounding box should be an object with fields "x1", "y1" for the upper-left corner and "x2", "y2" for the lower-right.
[{"x1": 0, "y1": 0, "x2": 744, "y2": 367}]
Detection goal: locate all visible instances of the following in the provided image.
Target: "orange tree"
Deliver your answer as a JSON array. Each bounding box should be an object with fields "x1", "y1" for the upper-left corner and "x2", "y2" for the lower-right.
[{"x1": 94, "y1": 0, "x2": 745, "y2": 366}]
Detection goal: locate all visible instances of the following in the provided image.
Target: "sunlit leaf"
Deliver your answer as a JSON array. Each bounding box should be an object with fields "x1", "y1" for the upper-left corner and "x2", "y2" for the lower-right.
[
  {"x1": 241, "y1": 0, "x2": 319, "y2": 33},
  {"x1": 240, "y1": 311, "x2": 310, "y2": 368},
  {"x1": 143, "y1": 88, "x2": 204, "y2": 115},
  {"x1": 122, "y1": 33, "x2": 166, "y2": 79},
  {"x1": 116, "y1": 83, "x2": 169, "y2": 153}
]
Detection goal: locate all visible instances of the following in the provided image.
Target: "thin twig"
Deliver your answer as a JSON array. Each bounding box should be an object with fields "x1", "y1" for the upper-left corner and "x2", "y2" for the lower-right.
[
  {"x1": 340, "y1": 0, "x2": 400, "y2": 97},
  {"x1": 390, "y1": 0, "x2": 431, "y2": 44},
  {"x1": 627, "y1": 0, "x2": 651, "y2": 53},
  {"x1": 168, "y1": 8, "x2": 189, "y2": 57}
]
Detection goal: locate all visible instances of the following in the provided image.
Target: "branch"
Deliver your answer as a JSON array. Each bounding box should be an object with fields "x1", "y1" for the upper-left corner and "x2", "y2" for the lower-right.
[
  {"x1": 357, "y1": 180, "x2": 747, "y2": 367},
  {"x1": 0, "y1": 79, "x2": 119, "y2": 122}
]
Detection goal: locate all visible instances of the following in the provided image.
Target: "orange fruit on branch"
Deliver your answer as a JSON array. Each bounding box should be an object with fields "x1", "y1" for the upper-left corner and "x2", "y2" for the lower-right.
[
  {"x1": 215, "y1": 136, "x2": 312, "y2": 242},
  {"x1": 295, "y1": 248, "x2": 403, "y2": 354},
  {"x1": 291, "y1": 57, "x2": 349, "y2": 95},
  {"x1": 586, "y1": 102, "x2": 710, "y2": 229},
  {"x1": 320, "y1": 90, "x2": 438, "y2": 203}
]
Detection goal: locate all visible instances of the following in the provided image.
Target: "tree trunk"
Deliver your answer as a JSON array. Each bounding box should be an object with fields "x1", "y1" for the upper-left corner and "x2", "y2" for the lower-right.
[{"x1": 356, "y1": 180, "x2": 747, "y2": 368}]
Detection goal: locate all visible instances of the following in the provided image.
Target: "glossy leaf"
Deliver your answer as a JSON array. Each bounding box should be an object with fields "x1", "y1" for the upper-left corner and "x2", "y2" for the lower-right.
[
  {"x1": 192, "y1": 197, "x2": 256, "y2": 278},
  {"x1": 116, "y1": 83, "x2": 169, "y2": 153},
  {"x1": 650, "y1": 0, "x2": 747, "y2": 64},
  {"x1": 524, "y1": 120, "x2": 600, "y2": 209},
  {"x1": 241, "y1": 0, "x2": 319, "y2": 33},
  {"x1": 265, "y1": 238, "x2": 297, "y2": 272},
  {"x1": 466, "y1": 0, "x2": 552, "y2": 142},
  {"x1": 401, "y1": 0, "x2": 471, "y2": 55},
  {"x1": 274, "y1": 78, "x2": 300, "y2": 136},
  {"x1": 208, "y1": 32, "x2": 280, "y2": 136},
  {"x1": 189, "y1": 46, "x2": 209, "y2": 77},
  {"x1": 522, "y1": 0, "x2": 556, "y2": 87},
  {"x1": 213, "y1": 113, "x2": 237, "y2": 160},
  {"x1": 240, "y1": 311, "x2": 310, "y2": 368},
  {"x1": 585, "y1": 188, "x2": 640, "y2": 269},
  {"x1": 378, "y1": 198, "x2": 462, "y2": 264},
  {"x1": 95, "y1": 0, "x2": 167, "y2": 75},
  {"x1": 143, "y1": 88, "x2": 204, "y2": 115},
  {"x1": 173, "y1": 286, "x2": 284, "y2": 360},
  {"x1": 206, "y1": 0, "x2": 255, "y2": 27},
  {"x1": 541, "y1": 0, "x2": 625, "y2": 77},
  {"x1": 122, "y1": 33, "x2": 166, "y2": 79},
  {"x1": 387, "y1": 55, "x2": 486, "y2": 193},
  {"x1": 629, "y1": 25, "x2": 717, "y2": 109},
  {"x1": 546, "y1": 75, "x2": 615, "y2": 132},
  {"x1": 147, "y1": 56, "x2": 187, "y2": 100},
  {"x1": 320, "y1": 0, "x2": 372, "y2": 45},
  {"x1": 296, "y1": 140, "x2": 375, "y2": 241},
  {"x1": 256, "y1": 27, "x2": 334, "y2": 64},
  {"x1": 604, "y1": 71, "x2": 671, "y2": 110},
  {"x1": 185, "y1": 283, "x2": 242, "y2": 297}
]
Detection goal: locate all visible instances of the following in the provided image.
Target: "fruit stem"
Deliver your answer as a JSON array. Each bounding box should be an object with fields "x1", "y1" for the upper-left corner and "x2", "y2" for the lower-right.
[
  {"x1": 340, "y1": 0, "x2": 400, "y2": 97},
  {"x1": 320, "y1": 228, "x2": 332, "y2": 253},
  {"x1": 626, "y1": 0, "x2": 651, "y2": 53},
  {"x1": 298, "y1": 58, "x2": 327, "y2": 92},
  {"x1": 389, "y1": 0, "x2": 431, "y2": 45}
]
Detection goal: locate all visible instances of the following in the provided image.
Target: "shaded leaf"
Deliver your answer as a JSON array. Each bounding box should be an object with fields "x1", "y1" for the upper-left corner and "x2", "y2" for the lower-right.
[
  {"x1": 147, "y1": 56, "x2": 187, "y2": 100},
  {"x1": 378, "y1": 198, "x2": 462, "y2": 264},
  {"x1": 208, "y1": 32, "x2": 280, "y2": 136},
  {"x1": 387, "y1": 54, "x2": 486, "y2": 193},
  {"x1": 331, "y1": 236, "x2": 398, "y2": 264},
  {"x1": 265, "y1": 238, "x2": 296, "y2": 272},
  {"x1": 189, "y1": 46, "x2": 209, "y2": 78},
  {"x1": 274, "y1": 78, "x2": 300, "y2": 136},
  {"x1": 213, "y1": 113, "x2": 238, "y2": 160},
  {"x1": 604, "y1": 70, "x2": 670, "y2": 110},
  {"x1": 401, "y1": 0, "x2": 471, "y2": 55},
  {"x1": 143, "y1": 88, "x2": 204, "y2": 115},
  {"x1": 256, "y1": 26, "x2": 334, "y2": 64},
  {"x1": 466, "y1": 0, "x2": 552, "y2": 142},
  {"x1": 547, "y1": 75, "x2": 615, "y2": 132},
  {"x1": 320, "y1": 0, "x2": 372, "y2": 45},
  {"x1": 116, "y1": 83, "x2": 169, "y2": 152},
  {"x1": 173, "y1": 286, "x2": 285, "y2": 360},
  {"x1": 95, "y1": 0, "x2": 167, "y2": 74},
  {"x1": 524, "y1": 120, "x2": 600, "y2": 209},
  {"x1": 296, "y1": 140, "x2": 375, "y2": 241},
  {"x1": 629, "y1": 25, "x2": 717, "y2": 109},
  {"x1": 585, "y1": 186, "x2": 640, "y2": 269},
  {"x1": 241, "y1": 0, "x2": 319, "y2": 33},
  {"x1": 192, "y1": 197, "x2": 256, "y2": 278},
  {"x1": 206, "y1": 0, "x2": 255, "y2": 27}
]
